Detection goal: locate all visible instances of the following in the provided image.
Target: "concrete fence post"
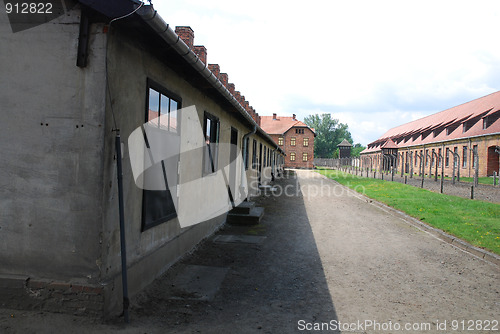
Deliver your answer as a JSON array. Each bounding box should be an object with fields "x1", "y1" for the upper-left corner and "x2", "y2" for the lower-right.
[
  {"x1": 427, "y1": 151, "x2": 432, "y2": 178},
  {"x1": 439, "y1": 152, "x2": 444, "y2": 194},
  {"x1": 417, "y1": 152, "x2": 424, "y2": 188},
  {"x1": 452, "y1": 152, "x2": 460, "y2": 184},
  {"x1": 401, "y1": 152, "x2": 404, "y2": 177},
  {"x1": 410, "y1": 152, "x2": 413, "y2": 178},
  {"x1": 473, "y1": 147, "x2": 479, "y2": 187},
  {"x1": 433, "y1": 151, "x2": 439, "y2": 182}
]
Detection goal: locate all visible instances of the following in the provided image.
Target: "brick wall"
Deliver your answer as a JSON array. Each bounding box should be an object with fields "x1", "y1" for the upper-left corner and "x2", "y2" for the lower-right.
[
  {"x1": 220, "y1": 73, "x2": 228, "y2": 87},
  {"x1": 361, "y1": 135, "x2": 500, "y2": 177},
  {"x1": 0, "y1": 276, "x2": 104, "y2": 316},
  {"x1": 281, "y1": 127, "x2": 315, "y2": 168},
  {"x1": 194, "y1": 45, "x2": 207, "y2": 64},
  {"x1": 208, "y1": 64, "x2": 220, "y2": 79},
  {"x1": 175, "y1": 26, "x2": 194, "y2": 49}
]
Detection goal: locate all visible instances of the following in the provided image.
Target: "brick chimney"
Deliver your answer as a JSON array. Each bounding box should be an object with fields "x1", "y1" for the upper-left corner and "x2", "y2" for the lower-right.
[
  {"x1": 194, "y1": 45, "x2": 207, "y2": 65},
  {"x1": 250, "y1": 107, "x2": 256, "y2": 119},
  {"x1": 208, "y1": 64, "x2": 220, "y2": 79},
  {"x1": 245, "y1": 104, "x2": 253, "y2": 118},
  {"x1": 292, "y1": 114, "x2": 296, "y2": 120},
  {"x1": 220, "y1": 73, "x2": 228, "y2": 87},
  {"x1": 234, "y1": 91, "x2": 241, "y2": 103},
  {"x1": 175, "y1": 26, "x2": 194, "y2": 49},
  {"x1": 273, "y1": 113, "x2": 277, "y2": 120}
]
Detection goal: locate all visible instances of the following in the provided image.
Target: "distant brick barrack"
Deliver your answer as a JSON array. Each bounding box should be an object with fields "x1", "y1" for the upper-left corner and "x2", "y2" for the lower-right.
[{"x1": 361, "y1": 92, "x2": 500, "y2": 178}]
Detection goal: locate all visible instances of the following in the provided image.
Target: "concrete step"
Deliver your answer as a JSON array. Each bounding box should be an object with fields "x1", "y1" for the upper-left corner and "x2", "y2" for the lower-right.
[
  {"x1": 227, "y1": 207, "x2": 264, "y2": 226},
  {"x1": 259, "y1": 184, "x2": 278, "y2": 192},
  {"x1": 229, "y1": 201, "x2": 255, "y2": 215}
]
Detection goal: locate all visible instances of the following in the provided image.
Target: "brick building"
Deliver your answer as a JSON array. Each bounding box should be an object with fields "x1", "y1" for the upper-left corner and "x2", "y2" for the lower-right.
[
  {"x1": 361, "y1": 91, "x2": 500, "y2": 178},
  {"x1": 260, "y1": 114, "x2": 316, "y2": 168}
]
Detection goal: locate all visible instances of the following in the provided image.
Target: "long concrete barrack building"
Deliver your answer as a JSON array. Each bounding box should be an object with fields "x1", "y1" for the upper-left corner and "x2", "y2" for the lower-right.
[
  {"x1": 361, "y1": 91, "x2": 500, "y2": 178},
  {"x1": 0, "y1": 0, "x2": 284, "y2": 316}
]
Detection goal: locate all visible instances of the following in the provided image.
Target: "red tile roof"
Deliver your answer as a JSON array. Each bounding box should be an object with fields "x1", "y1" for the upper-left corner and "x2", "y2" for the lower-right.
[
  {"x1": 260, "y1": 115, "x2": 315, "y2": 135},
  {"x1": 381, "y1": 138, "x2": 398, "y2": 149},
  {"x1": 362, "y1": 91, "x2": 500, "y2": 154},
  {"x1": 338, "y1": 139, "x2": 353, "y2": 147}
]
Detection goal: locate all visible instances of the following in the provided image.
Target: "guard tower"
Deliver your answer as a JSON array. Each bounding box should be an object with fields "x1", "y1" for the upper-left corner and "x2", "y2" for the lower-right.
[{"x1": 338, "y1": 139, "x2": 352, "y2": 158}]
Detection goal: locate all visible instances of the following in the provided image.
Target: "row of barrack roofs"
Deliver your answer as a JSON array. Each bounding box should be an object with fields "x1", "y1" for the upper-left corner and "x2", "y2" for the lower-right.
[{"x1": 363, "y1": 91, "x2": 500, "y2": 153}]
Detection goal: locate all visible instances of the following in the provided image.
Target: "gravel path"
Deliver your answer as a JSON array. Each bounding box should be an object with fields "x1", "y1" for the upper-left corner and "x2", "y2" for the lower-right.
[
  {"x1": 297, "y1": 170, "x2": 499, "y2": 333},
  {"x1": 1, "y1": 170, "x2": 498, "y2": 333}
]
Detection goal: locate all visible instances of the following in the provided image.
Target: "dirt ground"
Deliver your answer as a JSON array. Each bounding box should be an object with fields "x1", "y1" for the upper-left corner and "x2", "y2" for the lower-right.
[{"x1": 1, "y1": 170, "x2": 499, "y2": 333}]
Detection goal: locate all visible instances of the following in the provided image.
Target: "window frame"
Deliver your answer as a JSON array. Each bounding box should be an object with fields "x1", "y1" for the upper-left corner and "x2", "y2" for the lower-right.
[
  {"x1": 252, "y1": 139, "x2": 257, "y2": 169},
  {"x1": 263, "y1": 146, "x2": 267, "y2": 167},
  {"x1": 290, "y1": 152, "x2": 296, "y2": 161},
  {"x1": 303, "y1": 137, "x2": 309, "y2": 147},
  {"x1": 462, "y1": 146, "x2": 467, "y2": 168},
  {"x1": 244, "y1": 137, "x2": 250, "y2": 170},
  {"x1": 472, "y1": 144, "x2": 478, "y2": 168},
  {"x1": 142, "y1": 80, "x2": 182, "y2": 231},
  {"x1": 278, "y1": 137, "x2": 284, "y2": 146},
  {"x1": 290, "y1": 137, "x2": 296, "y2": 146},
  {"x1": 146, "y1": 79, "x2": 181, "y2": 133},
  {"x1": 203, "y1": 111, "x2": 220, "y2": 175},
  {"x1": 302, "y1": 153, "x2": 308, "y2": 162}
]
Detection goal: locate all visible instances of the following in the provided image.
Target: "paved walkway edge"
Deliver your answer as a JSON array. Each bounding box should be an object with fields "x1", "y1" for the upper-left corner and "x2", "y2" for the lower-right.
[{"x1": 315, "y1": 172, "x2": 500, "y2": 267}]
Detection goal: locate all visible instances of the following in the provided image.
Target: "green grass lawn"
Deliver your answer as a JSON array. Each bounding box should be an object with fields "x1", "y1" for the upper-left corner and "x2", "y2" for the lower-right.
[
  {"x1": 317, "y1": 168, "x2": 500, "y2": 255},
  {"x1": 443, "y1": 175, "x2": 497, "y2": 185}
]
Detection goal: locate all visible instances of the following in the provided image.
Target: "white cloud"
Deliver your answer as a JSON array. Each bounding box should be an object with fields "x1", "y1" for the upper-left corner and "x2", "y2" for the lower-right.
[{"x1": 153, "y1": 0, "x2": 500, "y2": 145}]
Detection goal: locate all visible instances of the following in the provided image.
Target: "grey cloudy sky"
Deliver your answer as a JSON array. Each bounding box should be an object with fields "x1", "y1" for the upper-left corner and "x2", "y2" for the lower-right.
[{"x1": 153, "y1": 0, "x2": 500, "y2": 145}]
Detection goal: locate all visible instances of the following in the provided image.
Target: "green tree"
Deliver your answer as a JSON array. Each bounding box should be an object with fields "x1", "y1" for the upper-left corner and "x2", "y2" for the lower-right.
[
  {"x1": 351, "y1": 143, "x2": 366, "y2": 157},
  {"x1": 304, "y1": 114, "x2": 353, "y2": 158}
]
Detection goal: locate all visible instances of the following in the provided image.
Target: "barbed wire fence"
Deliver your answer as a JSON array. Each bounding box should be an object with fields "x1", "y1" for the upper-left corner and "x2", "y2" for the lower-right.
[{"x1": 314, "y1": 154, "x2": 499, "y2": 202}]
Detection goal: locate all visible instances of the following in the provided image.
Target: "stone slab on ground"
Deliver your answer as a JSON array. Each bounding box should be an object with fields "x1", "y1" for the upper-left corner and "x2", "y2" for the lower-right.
[
  {"x1": 164, "y1": 265, "x2": 228, "y2": 301},
  {"x1": 212, "y1": 234, "x2": 266, "y2": 244}
]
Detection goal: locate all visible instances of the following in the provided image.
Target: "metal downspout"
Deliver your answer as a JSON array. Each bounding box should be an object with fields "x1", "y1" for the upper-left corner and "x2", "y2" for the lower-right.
[
  {"x1": 271, "y1": 145, "x2": 278, "y2": 181},
  {"x1": 241, "y1": 126, "x2": 256, "y2": 199},
  {"x1": 114, "y1": 130, "x2": 129, "y2": 323}
]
